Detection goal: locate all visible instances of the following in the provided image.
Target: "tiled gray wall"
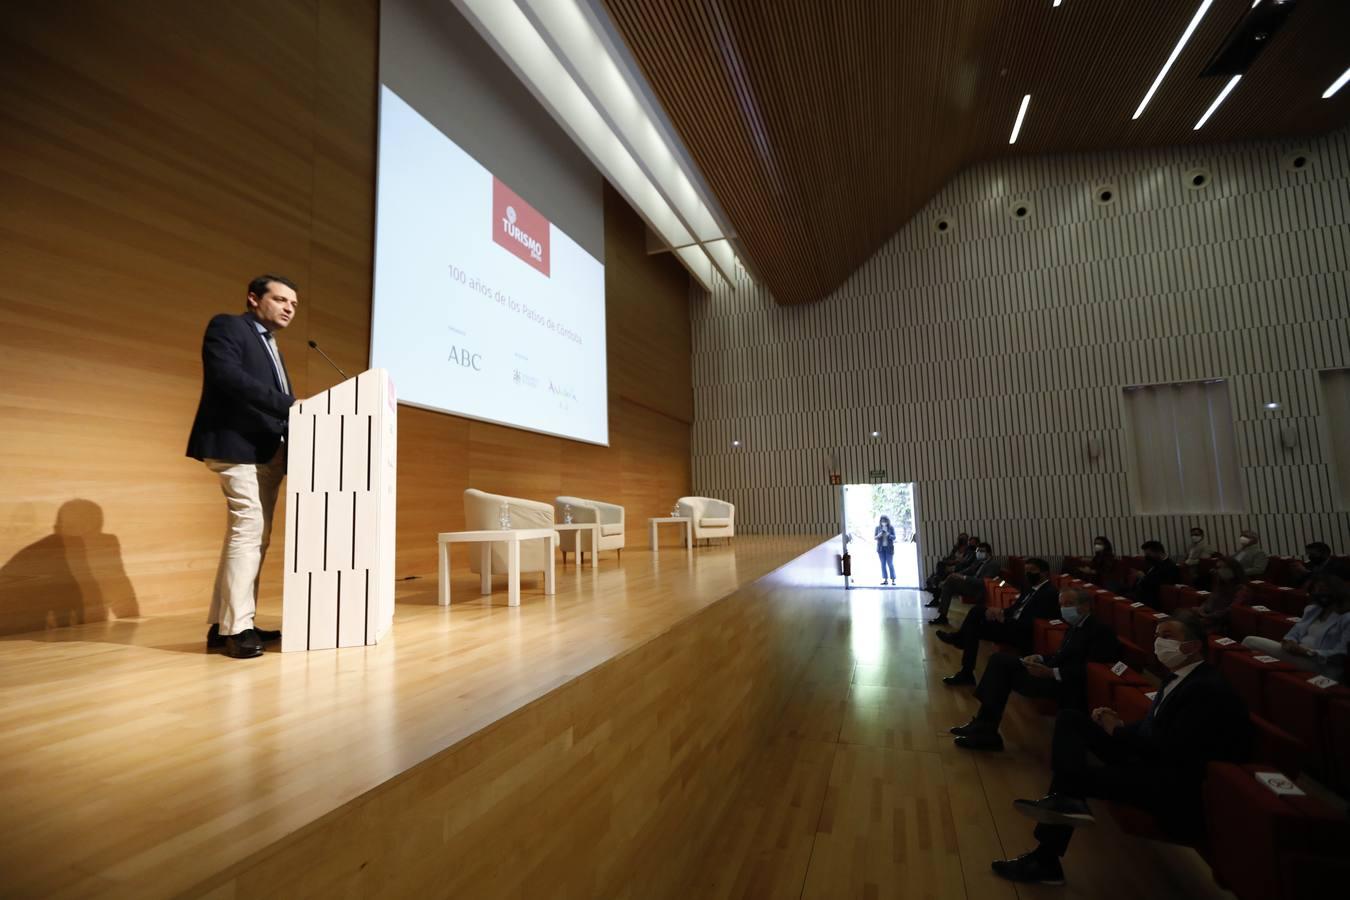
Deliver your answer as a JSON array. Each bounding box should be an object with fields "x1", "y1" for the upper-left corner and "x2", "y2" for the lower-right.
[{"x1": 691, "y1": 130, "x2": 1350, "y2": 567}]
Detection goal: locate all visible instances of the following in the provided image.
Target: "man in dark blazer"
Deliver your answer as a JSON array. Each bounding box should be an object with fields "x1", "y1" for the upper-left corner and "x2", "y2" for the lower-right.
[
  {"x1": 928, "y1": 541, "x2": 1003, "y2": 626},
  {"x1": 938, "y1": 557, "x2": 1061, "y2": 685},
  {"x1": 950, "y1": 588, "x2": 1120, "y2": 751},
  {"x1": 991, "y1": 611, "x2": 1252, "y2": 886},
  {"x1": 186, "y1": 275, "x2": 298, "y2": 658},
  {"x1": 1130, "y1": 540, "x2": 1179, "y2": 610}
]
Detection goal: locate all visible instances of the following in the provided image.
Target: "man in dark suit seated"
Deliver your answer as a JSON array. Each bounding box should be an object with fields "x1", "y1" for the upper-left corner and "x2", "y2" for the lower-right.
[
  {"x1": 990, "y1": 611, "x2": 1253, "y2": 886},
  {"x1": 927, "y1": 541, "x2": 1002, "y2": 626},
  {"x1": 926, "y1": 533, "x2": 976, "y2": 596},
  {"x1": 1129, "y1": 540, "x2": 1179, "y2": 610},
  {"x1": 937, "y1": 557, "x2": 1060, "y2": 686},
  {"x1": 186, "y1": 275, "x2": 298, "y2": 659},
  {"x1": 949, "y1": 588, "x2": 1119, "y2": 751}
]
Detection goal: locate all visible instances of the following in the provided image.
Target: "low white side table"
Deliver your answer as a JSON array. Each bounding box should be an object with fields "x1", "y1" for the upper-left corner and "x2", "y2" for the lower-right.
[
  {"x1": 554, "y1": 522, "x2": 602, "y2": 569},
  {"x1": 648, "y1": 516, "x2": 692, "y2": 553},
  {"x1": 437, "y1": 528, "x2": 557, "y2": 607}
]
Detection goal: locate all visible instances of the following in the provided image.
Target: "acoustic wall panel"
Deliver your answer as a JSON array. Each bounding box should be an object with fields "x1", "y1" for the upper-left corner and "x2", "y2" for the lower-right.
[{"x1": 692, "y1": 129, "x2": 1350, "y2": 568}]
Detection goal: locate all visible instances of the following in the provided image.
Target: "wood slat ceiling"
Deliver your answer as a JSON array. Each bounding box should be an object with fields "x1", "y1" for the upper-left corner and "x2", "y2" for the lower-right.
[{"x1": 603, "y1": 0, "x2": 1350, "y2": 305}]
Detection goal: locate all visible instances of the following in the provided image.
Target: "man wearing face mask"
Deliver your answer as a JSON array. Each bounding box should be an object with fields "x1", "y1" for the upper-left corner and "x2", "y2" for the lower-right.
[
  {"x1": 1232, "y1": 529, "x2": 1268, "y2": 578},
  {"x1": 1182, "y1": 527, "x2": 1213, "y2": 565},
  {"x1": 928, "y1": 542, "x2": 1001, "y2": 626},
  {"x1": 991, "y1": 612, "x2": 1252, "y2": 885},
  {"x1": 938, "y1": 557, "x2": 1060, "y2": 686},
  {"x1": 1128, "y1": 540, "x2": 1179, "y2": 611},
  {"x1": 949, "y1": 589, "x2": 1119, "y2": 751}
]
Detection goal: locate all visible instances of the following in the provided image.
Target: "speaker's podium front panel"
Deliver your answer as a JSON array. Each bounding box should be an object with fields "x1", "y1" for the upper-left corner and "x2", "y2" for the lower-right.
[{"x1": 282, "y1": 369, "x2": 397, "y2": 651}]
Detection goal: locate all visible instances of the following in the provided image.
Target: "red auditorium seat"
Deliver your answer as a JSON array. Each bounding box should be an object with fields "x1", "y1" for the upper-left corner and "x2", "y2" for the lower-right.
[
  {"x1": 1248, "y1": 714, "x2": 1307, "y2": 778},
  {"x1": 1085, "y1": 661, "x2": 1150, "y2": 710},
  {"x1": 1252, "y1": 609, "x2": 1300, "y2": 642},
  {"x1": 1263, "y1": 672, "x2": 1350, "y2": 782},
  {"x1": 1218, "y1": 651, "x2": 1298, "y2": 718},
  {"x1": 1267, "y1": 586, "x2": 1308, "y2": 616},
  {"x1": 1112, "y1": 683, "x2": 1153, "y2": 722},
  {"x1": 1206, "y1": 634, "x2": 1249, "y2": 664},
  {"x1": 1229, "y1": 603, "x2": 1263, "y2": 641},
  {"x1": 1203, "y1": 763, "x2": 1350, "y2": 900}
]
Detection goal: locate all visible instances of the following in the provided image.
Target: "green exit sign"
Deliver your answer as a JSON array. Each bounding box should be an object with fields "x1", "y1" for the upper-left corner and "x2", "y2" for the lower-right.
[{"x1": 868, "y1": 469, "x2": 887, "y2": 483}]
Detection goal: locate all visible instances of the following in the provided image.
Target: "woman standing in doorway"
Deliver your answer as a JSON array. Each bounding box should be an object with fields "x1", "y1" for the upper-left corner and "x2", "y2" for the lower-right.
[{"x1": 876, "y1": 516, "x2": 897, "y2": 585}]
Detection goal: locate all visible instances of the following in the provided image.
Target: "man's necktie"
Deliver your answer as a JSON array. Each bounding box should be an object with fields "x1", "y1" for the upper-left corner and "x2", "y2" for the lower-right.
[{"x1": 263, "y1": 331, "x2": 291, "y2": 394}]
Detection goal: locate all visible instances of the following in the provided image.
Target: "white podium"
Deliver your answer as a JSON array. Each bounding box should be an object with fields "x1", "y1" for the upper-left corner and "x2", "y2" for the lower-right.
[{"x1": 281, "y1": 368, "x2": 397, "y2": 651}]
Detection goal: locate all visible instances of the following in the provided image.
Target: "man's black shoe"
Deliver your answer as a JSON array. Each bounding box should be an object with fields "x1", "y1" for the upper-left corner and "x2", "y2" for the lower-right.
[
  {"x1": 991, "y1": 851, "x2": 1065, "y2": 885},
  {"x1": 1013, "y1": 794, "x2": 1096, "y2": 827},
  {"x1": 924, "y1": 598, "x2": 939, "y2": 608},
  {"x1": 955, "y1": 732, "x2": 1005, "y2": 752},
  {"x1": 224, "y1": 629, "x2": 264, "y2": 659},
  {"x1": 949, "y1": 718, "x2": 991, "y2": 736},
  {"x1": 927, "y1": 615, "x2": 949, "y2": 626},
  {"x1": 942, "y1": 670, "x2": 976, "y2": 687},
  {"x1": 209, "y1": 624, "x2": 280, "y2": 648},
  {"x1": 935, "y1": 630, "x2": 960, "y2": 646}
]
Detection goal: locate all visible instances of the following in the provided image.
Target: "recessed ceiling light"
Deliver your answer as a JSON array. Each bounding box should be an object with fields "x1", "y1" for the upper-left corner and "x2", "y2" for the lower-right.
[
  {"x1": 731, "y1": 439, "x2": 741, "y2": 446},
  {"x1": 870, "y1": 430, "x2": 880, "y2": 438},
  {"x1": 1053, "y1": 0, "x2": 1064, "y2": 6},
  {"x1": 1009, "y1": 94, "x2": 1031, "y2": 144},
  {"x1": 1325, "y1": 66, "x2": 1350, "y2": 99},
  {"x1": 1264, "y1": 402, "x2": 1281, "y2": 410},
  {"x1": 1251, "y1": 0, "x2": 1261, "y2": 7},
  {"x1": 1133, "y1": 0, "x2": 1215, "y2": 120},
  {"x1": 1194, "y1": 75, "x2": 1242, "y2": 130}
]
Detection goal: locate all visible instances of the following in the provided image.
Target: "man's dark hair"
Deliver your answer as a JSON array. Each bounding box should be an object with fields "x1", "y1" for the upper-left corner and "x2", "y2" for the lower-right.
[
  {"x1": 1026, "y1": 557, "x2": 1050, "y2": 573},
  {"x1": 1141, "y1": 540, "x2": 1166, "y2": 553},
  {"x1": 1307, "y1": 541, "x2": 1332, "y2": 556},
  {"x1": 977, "y1": 542, "x2": 992, "y2": 552},
  {"x1": 1169, "y1": 609, "x2": 1207, "y2": 644},
  {"x1": 247, "y1": 274, "x2": 298, "y2": 299},
  {"x1": 1062, "y1": 587, "x2": 1092, "y2": 607}
]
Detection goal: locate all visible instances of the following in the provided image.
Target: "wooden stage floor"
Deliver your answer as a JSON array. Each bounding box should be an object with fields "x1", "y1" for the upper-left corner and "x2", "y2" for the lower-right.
[{"x1": 0, "y1": 535, "x2": 823, "y2": 899}]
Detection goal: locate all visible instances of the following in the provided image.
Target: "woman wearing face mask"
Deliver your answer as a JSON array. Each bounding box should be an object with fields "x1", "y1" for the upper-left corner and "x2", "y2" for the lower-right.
[
  {"x1": 875, "y1": 516, "x2": 896, "y2": 585},
  {"x1": 1074, "y1": 536, "x2": 1114, "y2": 586},
  {"x1": 1241, "y1": 575, "x2": 1350, "y2": 681},
  {"x1": 1232, "y1": 529, "x2": 1268, "y2": 578},
  {"x1": 1195, "y1": 556, "x2": 1248, "y2": 634}
]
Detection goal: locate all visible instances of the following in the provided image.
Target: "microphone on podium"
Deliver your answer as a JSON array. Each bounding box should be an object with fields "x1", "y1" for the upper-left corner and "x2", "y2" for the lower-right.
[{"x1": 307, "y1": 340, "x2": 349, "y2": 379}]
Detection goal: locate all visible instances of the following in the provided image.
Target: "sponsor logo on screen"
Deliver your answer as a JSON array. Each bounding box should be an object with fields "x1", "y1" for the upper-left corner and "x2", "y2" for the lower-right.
[{"x1": 492, "y1": 178, "x2": 550, "y2": 276}]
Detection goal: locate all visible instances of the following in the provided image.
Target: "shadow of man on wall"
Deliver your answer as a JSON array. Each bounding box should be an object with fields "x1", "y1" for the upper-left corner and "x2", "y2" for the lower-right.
[{"x1": 0, "y1": 499, "x2": 138, "y2": 636}]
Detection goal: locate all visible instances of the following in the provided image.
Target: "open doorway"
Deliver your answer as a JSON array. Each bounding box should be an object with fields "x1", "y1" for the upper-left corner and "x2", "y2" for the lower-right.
[{"x1": 843, "y1": 482, "x2": 919, "y2": 587}]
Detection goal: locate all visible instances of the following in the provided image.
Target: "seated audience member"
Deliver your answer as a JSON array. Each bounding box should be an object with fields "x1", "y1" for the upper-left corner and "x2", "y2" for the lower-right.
[
  {"x1": 1181, "y1": 526, "x2": 1214, "y2": 566},
  {"x1": 1232, "y1": 529, "x2": 1269, "y2": 578},
  {"x1": 1288, "y1": 541, "x2": 1349, "y2": 587},
  {"x1": 937, "y1": 557, "x2": 1060, "y2": 686},
  {"x1": 927, "y1": 541, "x2": 1001, "y2": 626},
  {"x1": 949, "y1": 589, "x2": 1119, "y2": 751},
  {"x1": 1073, "y1": 536, "x2": 1115, "y2": 585},
  {"x1": 1195, "y1": 556, "x2": 1248, "y2": 634},
  {"x1": 1242, "y1": 575, "x2": 1350, "y2": 682},
  {"x1": 926, "y1": 533, "x2": 973, "y2": 595},
  {"x1": 1129, "y1": 541, "x2": 1179, "y2": 610},
  {"x1": 991, "y1": 612, "x2": 1252, "y2": 885}
]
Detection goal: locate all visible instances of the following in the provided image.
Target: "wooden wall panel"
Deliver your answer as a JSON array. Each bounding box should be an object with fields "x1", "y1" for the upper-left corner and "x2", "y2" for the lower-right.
[
  {"x1": 691, "y1": 129, "x2": 1350, "y2": 567},
  {"x1": 0, "y1": 2, "x2": 692, "y2": 635}
]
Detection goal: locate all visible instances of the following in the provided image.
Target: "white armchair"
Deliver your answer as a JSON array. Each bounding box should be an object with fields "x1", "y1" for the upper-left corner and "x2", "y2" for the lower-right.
[
  {"x1": 554, "y1": 496, "x2": 625, "y2": 563},
  {"x1": 676, "y1": 496, "x2": 735, "y2": 544},
  {"x1": 463, "y1": 489, "x2": 555, "y2": 576}
]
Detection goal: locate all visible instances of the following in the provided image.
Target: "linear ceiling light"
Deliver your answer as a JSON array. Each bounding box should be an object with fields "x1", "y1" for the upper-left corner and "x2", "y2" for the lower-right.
[
  {"x1": 1324, "y1": 66, "x2": 1350, "y2": 99},
  {"x1": 1133, "y1": 0, "x2": 1215, "y2": 120},
  {"x1": 1009, "y1": 94, "x2": 1031, "y2": 144},
  {"x1": 1194, "y1": 74, "x2": 1241, "y2": 129}
]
